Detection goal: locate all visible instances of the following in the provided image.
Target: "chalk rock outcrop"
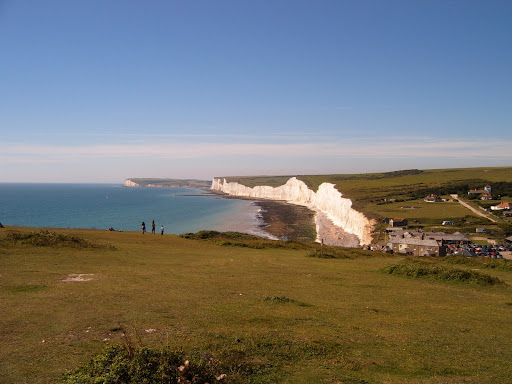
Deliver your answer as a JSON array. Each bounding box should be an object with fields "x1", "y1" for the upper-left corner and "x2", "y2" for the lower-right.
[
  {"x1": 211, "y1": 177, "x2": 373, "y2": 246},
  {"x1": 124, "y1": 179, "x2": 141, "y2": 187}
]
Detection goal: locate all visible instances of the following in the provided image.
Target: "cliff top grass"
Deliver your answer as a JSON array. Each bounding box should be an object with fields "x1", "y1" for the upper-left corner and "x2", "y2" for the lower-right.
[{"x1": 2, "y1": 226, "x2": 512, "y2": 383}]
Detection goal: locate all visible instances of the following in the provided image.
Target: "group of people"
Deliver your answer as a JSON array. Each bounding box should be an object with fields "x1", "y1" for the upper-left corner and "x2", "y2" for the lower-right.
[{"x1": 141, "y1": 220, "x2": 164, "y2": 235}]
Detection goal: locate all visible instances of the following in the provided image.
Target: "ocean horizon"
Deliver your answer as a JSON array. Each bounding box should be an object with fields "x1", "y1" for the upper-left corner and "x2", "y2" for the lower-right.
[{"x1": 0, "y1": 183, "x2": 268, "y2": 236}]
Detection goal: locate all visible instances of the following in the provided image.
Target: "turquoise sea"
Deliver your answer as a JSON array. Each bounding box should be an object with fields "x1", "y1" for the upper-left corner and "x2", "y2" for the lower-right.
[{"x1": 0, "y1": 183, "x2": 265, "y2": 235}]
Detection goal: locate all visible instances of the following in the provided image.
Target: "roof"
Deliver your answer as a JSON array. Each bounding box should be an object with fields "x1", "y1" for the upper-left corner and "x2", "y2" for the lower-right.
[
  {"x1": 387, "y1": 238, "x2": 442, "y2": 247},
  {"x1": 389, "y1": 231, "x2": 469, "y2": 242},
  {"x1": 423, "y1": 232, "x2": 469, "y2": 242}
]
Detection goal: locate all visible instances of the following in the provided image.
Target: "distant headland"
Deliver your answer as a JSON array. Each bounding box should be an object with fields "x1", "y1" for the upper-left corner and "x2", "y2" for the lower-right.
[{"x1": 124, "y1": 178, "x2": 211, "y2": 189}]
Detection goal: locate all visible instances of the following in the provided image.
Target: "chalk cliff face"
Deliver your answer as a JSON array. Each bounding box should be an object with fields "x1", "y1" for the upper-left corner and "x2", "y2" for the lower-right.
[
  {"x1": 124, "y1": 179, "x2": 141, "y2": 187},
  {"x1": 211, "y1": 177, "x2": 373, "y2": 246}
]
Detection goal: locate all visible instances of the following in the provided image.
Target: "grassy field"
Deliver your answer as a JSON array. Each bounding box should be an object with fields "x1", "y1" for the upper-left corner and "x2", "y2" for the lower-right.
[{"x1": 2, "y1": 227, "x2": 512, "y2": 383}]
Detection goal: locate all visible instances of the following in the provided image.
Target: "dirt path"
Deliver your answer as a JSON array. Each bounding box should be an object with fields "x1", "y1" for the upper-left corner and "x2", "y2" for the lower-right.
[{"x1": 450, "y1": 194, "x2": 497, "y2": 223}]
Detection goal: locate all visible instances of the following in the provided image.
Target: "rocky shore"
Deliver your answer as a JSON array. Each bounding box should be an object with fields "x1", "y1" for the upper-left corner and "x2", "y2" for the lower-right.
[
  {"x1": 253, "y1": 200, "x2": 316, "y2": 242},
  {"x1": 226, "y1": 197, "x2": 361, "y2": 247},
  {"x1": 314, "y1": 211, "x2": 360, "y2": 247}
]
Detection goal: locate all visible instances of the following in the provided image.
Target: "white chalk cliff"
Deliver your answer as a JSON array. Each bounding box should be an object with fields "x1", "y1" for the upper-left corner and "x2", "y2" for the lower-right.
[
  {"x1": 211, "y1": 177, "x2": 373, "y2": 246},
  {"x1": 124, "y1": 179, "x2": 141, "y2": 187}
]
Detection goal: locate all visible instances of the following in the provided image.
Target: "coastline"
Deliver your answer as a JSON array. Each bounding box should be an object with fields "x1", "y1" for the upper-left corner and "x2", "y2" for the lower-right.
[
  {"x1": 214, "y1": 191, "x2": 360, "y2": 247},
  {"x1": 253, "y1": 200, "x2": 316, "y2": 242}
]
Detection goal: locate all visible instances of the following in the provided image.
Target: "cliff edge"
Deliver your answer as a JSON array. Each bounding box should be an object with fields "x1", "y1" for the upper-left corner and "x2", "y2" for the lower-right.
[{"x1": 211, "y1": 177, "x2": 374, "y2": 246}]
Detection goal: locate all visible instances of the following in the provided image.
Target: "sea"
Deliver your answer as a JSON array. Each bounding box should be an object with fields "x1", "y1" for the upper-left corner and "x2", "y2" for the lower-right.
[{"x1": 0, "y1": 183, "x2": 267, "y2": 236}]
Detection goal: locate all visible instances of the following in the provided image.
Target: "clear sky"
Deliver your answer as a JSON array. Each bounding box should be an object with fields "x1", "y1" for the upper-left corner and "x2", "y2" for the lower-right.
[{"x1": 1, "y1": 0, "x2": 511, "y2": 183}]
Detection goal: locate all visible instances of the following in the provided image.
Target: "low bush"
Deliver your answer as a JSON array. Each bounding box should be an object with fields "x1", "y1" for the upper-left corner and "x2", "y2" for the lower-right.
[
  {"x1": 62, "y1": 345, "x2": 226, "y2": 384},
  {"x1": 180, "y1": 231, "x2": 260, "y2": 241},
  {"x1": 307, "y1": 247, "x2": 375, "y2": 259},
  {"x1": 3, "y1": 230, "x2": 116, "y2": 250},
  {"x1": 180, "y1": 231, "x2": 310, "y2": 250},
  {"x1": 443, "y1": 255, "x2": 512, "y2": 272},
  {"x1": 263, "y1": 296, "x2": 294, "y2": 303},
  {"x1": 381, "y1": 261, "x2": 506, "y2": 286}
]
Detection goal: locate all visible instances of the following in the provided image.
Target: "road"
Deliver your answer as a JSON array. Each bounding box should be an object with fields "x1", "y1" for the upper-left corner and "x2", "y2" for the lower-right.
[{"x1": 450, "y1": 194, "x2": 498, "y2": 223}]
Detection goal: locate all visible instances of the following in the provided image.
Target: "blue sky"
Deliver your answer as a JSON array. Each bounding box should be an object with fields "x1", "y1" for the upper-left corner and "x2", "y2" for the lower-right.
[{"x1": 1, "y1": 0, "x2": 511, "y2": 183}]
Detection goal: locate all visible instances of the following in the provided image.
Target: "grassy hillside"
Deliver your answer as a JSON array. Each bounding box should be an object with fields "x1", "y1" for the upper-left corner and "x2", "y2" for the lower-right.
[{"x1": 2, "y1": 227, "x2": 512, "y2": 383}]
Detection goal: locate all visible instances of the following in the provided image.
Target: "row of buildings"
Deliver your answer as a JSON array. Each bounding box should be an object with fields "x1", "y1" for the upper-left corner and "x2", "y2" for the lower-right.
[{"x1": 385, "y1": 228, "x2": 470, "y2": 257}]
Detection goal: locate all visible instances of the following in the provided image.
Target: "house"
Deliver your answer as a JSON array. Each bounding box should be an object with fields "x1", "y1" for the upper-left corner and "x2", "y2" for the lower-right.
[
  {"x1": 504, "y1": 211, "x2": 512, "y2": 217},
  {"x1": 387, "y1": 230, "x2": 469, "y2": 246},
  {"x1": 423, "y1": 231, "x2": 469, "y2": 244},
  {"x1": 424, "y1": 194, "x2": 442, "y2": 203},
  {"x1": 386, "y1": 237, "x2": 446, "y2": 256},
  {"x1": 468, "y1": 185, "x2": 493, "y2": 200},
  {"x1": 476, "y1": 228, "x2": 486, "y2": 233},
  {"x1": 491, "y1": 201, "x2": 511, "y2": 211},
  {"x1": 389, "y1": 218, "x2": 408, "y2": 227},
  {"x1": 478, "y1": 191, "x2": 493, "y2": 200}
]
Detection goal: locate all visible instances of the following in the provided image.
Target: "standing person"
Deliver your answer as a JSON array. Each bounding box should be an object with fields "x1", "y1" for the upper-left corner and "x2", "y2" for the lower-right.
[
  {"x1": 160, "y1": 225, "x2": 164, "y2": 235},
  {"x1": 151, "y1": 220, "x2": 156, "y2": 234},
  {"x1": 141, "y1": 221, "x2": 146, "y2": 234}
]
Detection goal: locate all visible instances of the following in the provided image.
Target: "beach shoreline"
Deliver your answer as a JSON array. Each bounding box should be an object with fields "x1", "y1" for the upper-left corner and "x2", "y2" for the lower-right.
[{"x1": 212, "y1": 191, "x2": 360, "y2": 247}]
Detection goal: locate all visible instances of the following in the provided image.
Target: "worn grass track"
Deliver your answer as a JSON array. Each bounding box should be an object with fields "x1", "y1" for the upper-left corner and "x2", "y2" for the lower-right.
[{"x1": 1, "y1": 227, "x2": 512, "y2": 383}]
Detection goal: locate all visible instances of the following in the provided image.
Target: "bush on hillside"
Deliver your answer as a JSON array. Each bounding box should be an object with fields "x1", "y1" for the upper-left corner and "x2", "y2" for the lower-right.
[
  {"x1": 381, "y1": 261, "x2": 505, "y2": 286},
  {"x1": 307, "y1": 247, "x2": 375, "y2": 259},
  {"x1": 3, "y1": 230, "x2": 116, "y2": 250},
  {"x1": 443, "y1": 254, "x2": 512, "y2": 272},
  {"x1": 62, "y1": 345, "x2": 226, "y2": 384},
  {"x1": 180, "y1": 230, "x2": 310, "y2": 250}
]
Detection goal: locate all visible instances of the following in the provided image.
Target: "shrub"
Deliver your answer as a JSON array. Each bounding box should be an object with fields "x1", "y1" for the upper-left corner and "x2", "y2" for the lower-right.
[
  {"x1": 180, "y1": 231, "x2": 310, "y2": 250},
  {"x1": 62, "y1": 345, "x2": 225, "y2": 384},
  {"x1": 3, "y1": 230, "x2": 116, "y2": 250},
  {"x1": 381, "y1": 261, "x2": 505, "y2": 286},
  {"x1": 263, "y1": 296, "x2": 294, "y2": 303},
  {"x1": 443, "y1": 255, "x2": 512, "y2": 272},
  {"x1": 307, "y1": 247, "x2": 374, "y2": 259}
]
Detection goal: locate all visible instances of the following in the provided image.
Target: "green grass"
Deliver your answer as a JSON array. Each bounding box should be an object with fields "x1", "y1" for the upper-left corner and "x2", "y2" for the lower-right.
[
  {"x1": 2, "y1": 227, "x2": 512, "y2": 383},
  {"x1": 381, "y1": 260, "x2": 506, "y2": 286}
]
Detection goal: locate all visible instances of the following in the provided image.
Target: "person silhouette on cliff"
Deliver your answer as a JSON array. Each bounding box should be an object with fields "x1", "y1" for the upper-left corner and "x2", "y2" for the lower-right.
[
  {"x1": 160, "y1": 225, "x2": 164, "y2": 235},
  {"x1": 141, "y1": 221, "x2": 146, "y2": 234},
  {"x1": 151, "y1": 220, "x2": 155, "y2": 234}
]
